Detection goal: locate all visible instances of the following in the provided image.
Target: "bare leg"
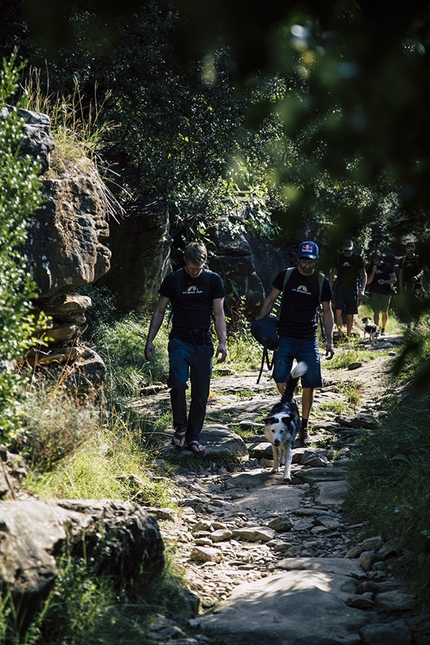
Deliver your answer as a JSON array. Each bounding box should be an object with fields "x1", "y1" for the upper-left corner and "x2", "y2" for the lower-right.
[
  {"x1": 346, "y1": 314, "x2": 354, "y2": 336},
  {"x1": 373, "y1": 310, "x2": 380, "y2": 327},
  {"x1": 301, "y1": 388, "x2": 314, "y2": 421},
  {"x1": 335, "y1": 309, "x2": 343, "y2": 327},
  {"x1": 381, "y1": 311, "x2": 388, "y2": 330}
]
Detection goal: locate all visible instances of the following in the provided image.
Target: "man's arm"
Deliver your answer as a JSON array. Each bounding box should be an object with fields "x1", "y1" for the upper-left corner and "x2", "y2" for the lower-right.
[
  {"x1": 398, "y1": 267, "x2": 404, "y2": 290},
  {"x1": 366, "y1": 265, "x2": 377, "y2": 284},
  {"x1": 321, "y1": 300, "x2": 335, "y2": 360},
  {"x1": 213, "y1": 297, "x2": 227, "y2": 362},
  {"x1": 378, "y1": 271, "x2": 396, "y2": 287},
  {"x1": 144, "y1": 295, "x2": 170, "y2": 361},
  {"x1": 329, "y1": 267, "x2": 337, "y2": 287},
  {"x1": 259, "y1": 287, "x2": 281, "y2": 318},
  {"x1": 359, "y1": 267, "x2": 367, "y2": 299}
]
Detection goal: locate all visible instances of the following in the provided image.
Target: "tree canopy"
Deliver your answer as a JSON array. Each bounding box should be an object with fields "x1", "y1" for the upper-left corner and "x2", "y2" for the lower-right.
[{"x1": 1, "y1": 0, "x2": 430, "y2": 251}]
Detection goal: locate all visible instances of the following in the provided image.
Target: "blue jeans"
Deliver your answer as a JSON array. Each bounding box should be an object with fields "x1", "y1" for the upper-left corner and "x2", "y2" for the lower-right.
[
  {"x1": 273, "y1": 336, "x2": 323, "y2": 388},
  {"x1": 168, "y1": 338, "x2": 214, "y2": 442}
]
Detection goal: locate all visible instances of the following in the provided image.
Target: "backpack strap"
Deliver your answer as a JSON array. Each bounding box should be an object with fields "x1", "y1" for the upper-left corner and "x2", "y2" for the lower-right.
[{"x1": 256, "y1": 344, "x2": 274, "y2": 384}]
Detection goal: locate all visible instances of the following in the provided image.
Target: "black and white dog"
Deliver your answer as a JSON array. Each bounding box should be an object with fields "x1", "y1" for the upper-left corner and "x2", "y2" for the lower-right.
[
  {"x1": 362, "y1": 317, "x2": 378, "y2": 344},
  {"x1": 264, "y1": 361, "x2": 307, "y2": 483}
]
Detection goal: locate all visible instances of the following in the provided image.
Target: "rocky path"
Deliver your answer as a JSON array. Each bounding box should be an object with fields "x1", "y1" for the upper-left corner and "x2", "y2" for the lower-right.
[{"x1": 141, "y1": 335, "x2": 429, "y2": 645}]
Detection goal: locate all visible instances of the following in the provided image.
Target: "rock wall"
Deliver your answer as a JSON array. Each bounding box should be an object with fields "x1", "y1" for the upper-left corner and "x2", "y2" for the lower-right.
[
  {"x1": 19, "y1": 108, "x2": 111, "y2": 393},
  {"x1": 96, "y1": 197, "x2": 172, "y2": 311}
]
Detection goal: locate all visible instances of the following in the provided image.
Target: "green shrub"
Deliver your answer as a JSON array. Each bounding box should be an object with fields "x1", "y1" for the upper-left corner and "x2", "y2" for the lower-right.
[
  {"x1": 0, "y1": 51, "x2": 43, "y2": 442},
  {"x1": 13, "y1": 386, "x2": 97, "y2": 470}
]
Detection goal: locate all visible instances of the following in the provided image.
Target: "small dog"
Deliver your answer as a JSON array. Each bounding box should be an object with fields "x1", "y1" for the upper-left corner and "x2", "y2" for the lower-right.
[
  {"x1": 264, "y1": 361, "x2": 307, "y2": 483},
  {"x1": 362, "y1": 317, "x2": 378, "y2": 344}
]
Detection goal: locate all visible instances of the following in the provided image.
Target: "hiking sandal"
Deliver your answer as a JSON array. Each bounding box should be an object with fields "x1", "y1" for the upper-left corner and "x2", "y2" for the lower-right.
[
  {"x1": 172, "y1": 427, "x2": 187, "y2": 450},
  {"x1": 185, "y1": 441, "x2": 205, "y2": 455}
]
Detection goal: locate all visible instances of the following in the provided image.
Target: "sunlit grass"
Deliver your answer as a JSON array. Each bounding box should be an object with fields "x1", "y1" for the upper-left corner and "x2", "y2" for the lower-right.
[{"x1": 324, "y1": 347, "x2": 387, "y2": 370}]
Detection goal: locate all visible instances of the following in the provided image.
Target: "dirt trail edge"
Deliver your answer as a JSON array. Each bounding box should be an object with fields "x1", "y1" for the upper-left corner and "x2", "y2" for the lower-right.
[{"x1": 141, "y1": 335, "x2": 429, "y2": 645}]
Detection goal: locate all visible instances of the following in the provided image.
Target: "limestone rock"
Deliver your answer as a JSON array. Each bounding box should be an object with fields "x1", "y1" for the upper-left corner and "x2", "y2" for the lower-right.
[
  {"x1": 0, "y1": 498, "x2": 164, "y2": 627},
  {"x1": 27, "y1": 174, "x2": 111, "y2": 298},
  {"x1": 231, "y1": 527, "x2": 275, "y2": 542}
]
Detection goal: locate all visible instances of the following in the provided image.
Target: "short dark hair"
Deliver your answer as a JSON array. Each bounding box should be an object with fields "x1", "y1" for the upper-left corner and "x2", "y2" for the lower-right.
[{"x1": 184, "y1": 242, "x2": 207, "y2": 265}]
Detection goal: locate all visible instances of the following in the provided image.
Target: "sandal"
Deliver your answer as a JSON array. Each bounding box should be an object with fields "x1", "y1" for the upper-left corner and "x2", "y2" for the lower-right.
[
  {"x1": 172, "y1": 427, "x2": 187, "y2": 450},
  {"x1": 185, "y1": 441, "x2": 205, "y2": 455}
]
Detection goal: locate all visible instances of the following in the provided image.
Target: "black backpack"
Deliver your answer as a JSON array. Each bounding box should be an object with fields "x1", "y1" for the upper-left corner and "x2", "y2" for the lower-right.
[{"x1": 250, "y1": 315, "x2": 279, "y2": 384}]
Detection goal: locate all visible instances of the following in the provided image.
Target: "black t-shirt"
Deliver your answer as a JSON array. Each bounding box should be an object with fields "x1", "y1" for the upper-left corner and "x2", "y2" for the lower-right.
[
  {"x1": 366, "y1": 262, "x2": 395, "y2": 295},
  {"x1": 159, "y1": 268, "x2": 225, "y2": 343},
  {"x1": 332, "y1": 252, "x2": 364, "y2": 288},
  {"x1": 400, "y1": 255, "x2": 422, "y2": 283},
  {"x1": 273, "y1": 268, "x2": 332, "y2": 339}
]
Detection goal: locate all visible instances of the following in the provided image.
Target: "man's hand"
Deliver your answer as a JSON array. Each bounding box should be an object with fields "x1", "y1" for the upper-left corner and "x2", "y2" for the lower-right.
[
  {"x1": 216, "y1": 344, "x2": 227, "y2": 363},
  {"x1": 145, "y1": 341, "x2": 155, "y2": 362},
  {"x1": 325, "y1": 342, "x2": 335, "y2": 360}
]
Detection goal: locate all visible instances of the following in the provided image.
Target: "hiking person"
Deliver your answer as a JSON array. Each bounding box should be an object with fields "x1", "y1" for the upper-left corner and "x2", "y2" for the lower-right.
[
  {"x1": 365, "y1": 250, "x2": 396, "y2": 336},
  {"x1": 329, "y1": 239, "x2": 367, "y2": 338},
  {"x1": 258, "y1": 240, "x2": 335, "y2": 445},
  {"x1": 398, "y1": 241, "x2": 425, "y2": 326},
  {"x1": 144, "y1": 242, "x2": 227, "y2": 455}
]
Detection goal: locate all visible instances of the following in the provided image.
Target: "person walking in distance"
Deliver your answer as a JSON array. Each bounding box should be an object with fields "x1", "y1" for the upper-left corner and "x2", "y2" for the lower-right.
[
  {"x1": 258, "y1": 241, "x2": 335, "y2": 446},
  {"x1": 365, "y1": 250, "x2": 397, "y2": 336},
  {"x1": 398, "y1": 241, "x2": 425, "y2": 327},
  {"x1": 145, "y1": 242, "x2": 227, "y2": 455},
  {"x1": 329, "y1": 239, "x2": 367, "y2": 338}
]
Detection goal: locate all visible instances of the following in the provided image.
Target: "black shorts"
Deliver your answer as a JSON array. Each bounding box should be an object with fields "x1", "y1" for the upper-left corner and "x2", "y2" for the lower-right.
[{"x1": 334, "y1": 285, "x2": 358, "y2": 315}]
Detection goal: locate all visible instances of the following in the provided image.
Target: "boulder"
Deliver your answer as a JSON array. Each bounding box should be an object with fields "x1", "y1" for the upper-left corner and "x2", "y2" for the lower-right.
[
  {"x1": 0, "y1": 498, "x2": 164, "y2": 629},
  {"x1": 0, "y1": 106, "x2": 54, "y2": 172},
  {"x1": 26, "y1": 174, "x2": 111, "y2": 298}
]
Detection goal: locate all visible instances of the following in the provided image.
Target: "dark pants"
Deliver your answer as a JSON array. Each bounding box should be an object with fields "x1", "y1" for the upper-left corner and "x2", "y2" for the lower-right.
[{"x1": 167, "y1": 338, "x2": 214, "y2": 443}]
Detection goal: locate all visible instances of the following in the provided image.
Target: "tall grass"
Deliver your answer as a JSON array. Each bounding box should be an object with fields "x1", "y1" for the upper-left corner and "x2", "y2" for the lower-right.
[
  {"x1": 345, "y1": 379, "x2": 430, "y2": 610},
  {"x1": 21, "y1": 67, "x2": 112, "y2": 164},
  {"x1": 94, "y1": 312, "x2": 170, "y2": 403}
]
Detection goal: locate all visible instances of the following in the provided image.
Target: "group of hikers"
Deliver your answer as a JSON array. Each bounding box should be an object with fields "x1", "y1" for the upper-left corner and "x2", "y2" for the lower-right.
[{"x1": 144, "y1": 239, "x2": 426, "y2": 456}]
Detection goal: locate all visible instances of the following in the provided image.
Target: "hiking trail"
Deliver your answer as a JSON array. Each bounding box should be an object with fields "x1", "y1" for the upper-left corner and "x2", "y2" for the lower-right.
[{"x1": 136, "y1": 333, "x2": 429, "y2": 645}]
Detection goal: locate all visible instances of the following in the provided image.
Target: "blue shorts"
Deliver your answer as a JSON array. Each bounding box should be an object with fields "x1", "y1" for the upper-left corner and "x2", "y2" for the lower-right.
[
  {"x1": 273, "y1": 336, "x2": 323, "y2": 388},
  {"x1": 334, "y1": 285, "x2": 358, "y2": 315}
]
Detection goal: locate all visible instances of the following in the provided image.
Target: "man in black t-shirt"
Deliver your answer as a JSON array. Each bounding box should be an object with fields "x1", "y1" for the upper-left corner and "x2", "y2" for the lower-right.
[
  {"x1": 398, "y1": 242, "x2": 425, "y2": 326},
  {"x1": 365, "y1": 250, "x2": 397, "y2": 336},
  {"x1": 145, "y1": 242, "x2": 227, "y2": 454},
  {"x1": 329, "y1": 239, "x2": 367, "y2": 337},
  {"x1": 258, "y1": 240, "x2": 335, "y2": 445}
]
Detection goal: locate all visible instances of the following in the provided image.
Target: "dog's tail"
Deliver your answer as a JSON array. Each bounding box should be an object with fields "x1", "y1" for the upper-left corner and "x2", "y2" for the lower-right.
[{"x1": 281, "y1": 361, "x2": 307, "y2": 403}]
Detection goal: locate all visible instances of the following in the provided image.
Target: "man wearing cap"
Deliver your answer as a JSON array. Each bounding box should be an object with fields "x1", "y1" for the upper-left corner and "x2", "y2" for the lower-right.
[
  {"x1": 398, "y1": 242, "x2": 425, "y2": 326},
  {"x1": 258, "y1": 240, "x2": 335, "y2": 445},
  {"x1": 329, "y1": 239, "x2": 367, "y2": 338}
]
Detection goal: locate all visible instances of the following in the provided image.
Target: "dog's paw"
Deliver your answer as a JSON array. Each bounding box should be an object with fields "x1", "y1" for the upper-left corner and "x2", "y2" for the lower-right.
[
  {"x1": 281, "y1": 477, "x2": 291, "y2": 485},
  {"x1": 270, "y1": 467, "x2": 279, "y2": 474}
]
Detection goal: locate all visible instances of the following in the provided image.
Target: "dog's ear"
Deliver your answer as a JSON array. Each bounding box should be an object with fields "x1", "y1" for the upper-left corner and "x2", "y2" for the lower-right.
[
  {"x1": 281, "y1": 415, "x2": 292, "y2": 426},
  {"x1": 264, "y1": 416, "x2": 275, "y2": 425}
]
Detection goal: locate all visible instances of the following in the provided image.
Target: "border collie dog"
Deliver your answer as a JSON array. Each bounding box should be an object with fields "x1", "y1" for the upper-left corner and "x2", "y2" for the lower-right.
[
  {"x1": 362, "y1": 317, "x2": 378, "y2": 343},
  {"x1": 264, "y1": 362, "x2": 307, "y2": 483}
]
